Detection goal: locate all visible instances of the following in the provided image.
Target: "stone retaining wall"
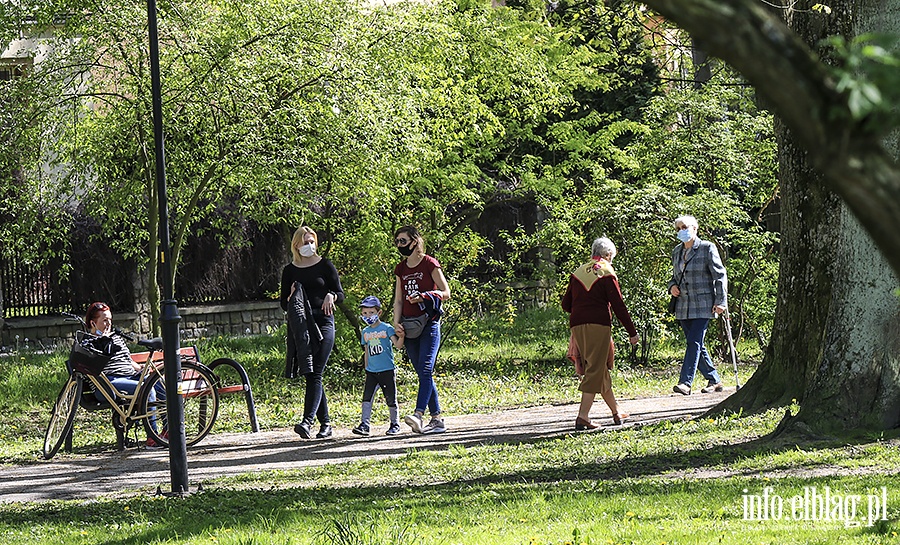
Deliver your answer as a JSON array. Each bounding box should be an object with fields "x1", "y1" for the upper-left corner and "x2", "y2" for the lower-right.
[{"x1": 179, "y1": 301, "x2": 284, "y2": 339}]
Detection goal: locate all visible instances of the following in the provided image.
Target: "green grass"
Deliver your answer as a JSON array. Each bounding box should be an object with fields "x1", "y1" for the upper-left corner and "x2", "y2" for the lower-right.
[
  {"x1": 2, "y1": 410, "x2": 900, "y2": 544},
  {"x1": 6, "y1": 307, "x2": 894, "y2": 544}
]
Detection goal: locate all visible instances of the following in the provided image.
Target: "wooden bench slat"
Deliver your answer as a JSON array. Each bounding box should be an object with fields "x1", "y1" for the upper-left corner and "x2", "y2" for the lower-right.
[
  {"x1": 217, "y1": 385, "x2": 247, "y2": 394},
  {"x1": 129, "y1": 346, "x2": 199, "y2": 364}
]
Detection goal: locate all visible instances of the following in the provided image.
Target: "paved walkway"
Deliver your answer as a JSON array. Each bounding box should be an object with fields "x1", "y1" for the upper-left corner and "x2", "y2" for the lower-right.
[{"x1": 0, "y1": 389, "x2": 732, "y2": 503}]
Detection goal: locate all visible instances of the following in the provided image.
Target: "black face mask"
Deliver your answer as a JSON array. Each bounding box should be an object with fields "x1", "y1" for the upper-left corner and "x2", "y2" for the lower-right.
[{"x1": 398, "y1": 241, "x2": 415, "y2": 257}]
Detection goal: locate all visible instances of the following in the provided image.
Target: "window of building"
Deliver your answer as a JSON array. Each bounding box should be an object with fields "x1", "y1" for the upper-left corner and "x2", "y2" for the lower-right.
[{"x1": 0, "y1": 59, "x2": 30, "y2": 81}]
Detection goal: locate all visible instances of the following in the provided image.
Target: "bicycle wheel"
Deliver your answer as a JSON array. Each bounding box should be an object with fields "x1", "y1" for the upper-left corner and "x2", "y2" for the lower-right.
[
  {"x1": 139, "y1": 361, "x2": 219, "y2": 447},
  {"x1": 43, "y1": 375, "x2": 82, "y2": 459}
]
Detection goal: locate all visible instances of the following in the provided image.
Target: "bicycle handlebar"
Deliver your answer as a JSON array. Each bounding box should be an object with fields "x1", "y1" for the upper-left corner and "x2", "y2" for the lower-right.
[
  {"x1": 113, "y1": 327, "x2": 135, "y2": 342},
  {"x1": 60, "y1": 311, "x2": 85, "y2": 327}
]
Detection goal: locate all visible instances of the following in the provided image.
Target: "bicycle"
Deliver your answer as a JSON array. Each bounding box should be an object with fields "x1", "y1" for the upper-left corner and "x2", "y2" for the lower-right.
[{"x1": 42, "y1": 315, "x2": 220, "y2": 459}]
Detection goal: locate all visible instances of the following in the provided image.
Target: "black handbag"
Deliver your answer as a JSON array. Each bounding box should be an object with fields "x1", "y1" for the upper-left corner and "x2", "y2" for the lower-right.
[
  {"x1": 667, "y1": 295, "x2": 678, "y2": 314},
  {"x1": 69, "y1": 333, "x2": 119, "y2": 376},
  {"x1": 401, "y1": 314, "x2": 429, "y2": 339}
]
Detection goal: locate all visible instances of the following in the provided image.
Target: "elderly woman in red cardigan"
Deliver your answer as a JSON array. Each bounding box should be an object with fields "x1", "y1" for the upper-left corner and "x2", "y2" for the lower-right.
[{"x1": 562, "y1": 237, "x2": 640, "y2": 429}]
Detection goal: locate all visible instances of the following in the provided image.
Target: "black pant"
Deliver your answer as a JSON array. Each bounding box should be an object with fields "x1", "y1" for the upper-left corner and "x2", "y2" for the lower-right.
[
  {"x1": 303, "y1": 313, "x2": 334, "y2": 425},
  {"x1": 361, "y1": 369, "x2": 397, "y2": 407}
]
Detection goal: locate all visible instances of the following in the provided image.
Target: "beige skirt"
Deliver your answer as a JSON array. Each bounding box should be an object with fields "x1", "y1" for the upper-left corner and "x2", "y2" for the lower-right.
[{"x1": 572, "y1": 323, "x2": 612, "y2": 394}]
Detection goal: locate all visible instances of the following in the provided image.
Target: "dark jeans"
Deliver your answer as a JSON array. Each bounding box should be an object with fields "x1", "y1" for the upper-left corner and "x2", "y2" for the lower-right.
[
  {"x1": 405, "y1": 319, "x2": 441, "y2": 416},
  {"x1": 678, "y1": 318, "x2": 721, "y2": 386},
  {"x1": 302, "y1": 312, "x2": 334, "y2": 425}
]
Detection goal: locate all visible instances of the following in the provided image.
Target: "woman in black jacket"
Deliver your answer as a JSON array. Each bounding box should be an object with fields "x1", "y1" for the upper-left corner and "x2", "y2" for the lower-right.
[{"x1": 280, "y1": 226, "x2": 345, "y2": 439}]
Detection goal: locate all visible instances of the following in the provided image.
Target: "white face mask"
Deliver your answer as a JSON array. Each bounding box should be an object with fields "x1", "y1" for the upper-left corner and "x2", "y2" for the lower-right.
[{"x1": 298, "y1": 242, "x2": 316, "y2": 257}]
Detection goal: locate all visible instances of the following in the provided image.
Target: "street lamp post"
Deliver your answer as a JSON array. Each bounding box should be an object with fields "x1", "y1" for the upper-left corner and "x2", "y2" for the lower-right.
[{"x1": 146, "y1": 0, "x2": 189, "y2": 494}]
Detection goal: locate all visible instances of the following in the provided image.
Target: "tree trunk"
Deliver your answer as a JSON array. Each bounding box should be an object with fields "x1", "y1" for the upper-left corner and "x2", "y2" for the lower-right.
[
  {"x1": 719, "y1": 115, "x2": 842, "y2": 412},
  {"x1": 794, "y1": 0, "x2": 900, "y2": 430},
  {"x1": 717, "y1": 0, "x2": 900, "y2": 432},
  {"x1": 716, "y1": 1, "x2": 850, "y2": 412},
  {"x1": 146, "y1": 148, "x2": 161, "y2": 337}
]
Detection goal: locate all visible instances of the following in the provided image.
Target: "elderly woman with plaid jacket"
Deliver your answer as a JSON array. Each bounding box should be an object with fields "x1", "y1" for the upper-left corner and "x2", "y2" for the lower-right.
[{"x1": 667, "y1": 215, "x2": 728, "y2": 396}]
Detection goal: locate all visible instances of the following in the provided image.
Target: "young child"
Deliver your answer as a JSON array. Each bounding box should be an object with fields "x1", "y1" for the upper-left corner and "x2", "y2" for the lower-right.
[{"x1": 352, "y1": 295, "x2": 405, "y2": 436}]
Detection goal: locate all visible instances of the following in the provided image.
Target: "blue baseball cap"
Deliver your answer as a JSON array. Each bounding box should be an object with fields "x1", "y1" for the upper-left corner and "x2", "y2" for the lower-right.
[{"x1": 360, "y1": 295, "x2": 382, "y2": 309}]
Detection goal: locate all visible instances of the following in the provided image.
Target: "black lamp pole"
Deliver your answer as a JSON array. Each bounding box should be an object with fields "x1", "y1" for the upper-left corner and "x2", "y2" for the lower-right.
[{"x1": 146, "y1": 0, "x2": 189, "y2": 493}]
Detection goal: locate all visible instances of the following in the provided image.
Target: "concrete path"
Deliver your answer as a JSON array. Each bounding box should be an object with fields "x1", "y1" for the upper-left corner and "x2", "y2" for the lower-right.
[{"x1": 0, "y1": 389, "x2": 732, "y2": 503}]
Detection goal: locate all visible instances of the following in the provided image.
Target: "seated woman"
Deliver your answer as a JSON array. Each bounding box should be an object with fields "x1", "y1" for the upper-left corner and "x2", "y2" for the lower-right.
[{"x1": 83, "y1": 301, "x2": 165, "y2": 447}]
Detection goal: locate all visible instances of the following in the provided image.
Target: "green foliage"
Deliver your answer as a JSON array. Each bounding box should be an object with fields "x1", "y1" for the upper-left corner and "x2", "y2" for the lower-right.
[
  {"x1": 0, "y1": 9, "x2": 75, "y2": 264},
  {"x1": 617, "y1": 57, "x2": 778, "y2": 346},
  {"x1": 825, "y1": 33, "x2": 900, "y2": 135},
  {"x1": 1, "y1": 0, "x2": 778, "y2": 354},
  {"x1": 316, "y1": 513, "x2": 419, "y2": 545}
]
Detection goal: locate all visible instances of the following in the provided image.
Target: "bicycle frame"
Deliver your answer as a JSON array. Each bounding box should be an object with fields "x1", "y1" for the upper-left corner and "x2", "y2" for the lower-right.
[
  {"x1": 44, "y1": 316, "x2": 220, "y2": 458},
  {"x1": 76, "y1": 348, "x2": 167, "y2": 432}
]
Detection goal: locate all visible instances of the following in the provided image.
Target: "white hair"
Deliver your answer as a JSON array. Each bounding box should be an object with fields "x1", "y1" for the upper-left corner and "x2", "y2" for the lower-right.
[
  {"x1": 591, "y1": 237, "x2": 617, "y2": 259},
  {"x1": 674, "y1": 215, "x2": 699, "y2": 230}
]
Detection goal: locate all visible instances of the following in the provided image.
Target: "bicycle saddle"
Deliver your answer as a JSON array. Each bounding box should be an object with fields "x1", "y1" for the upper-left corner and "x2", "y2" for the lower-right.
[{"x1": 138, "y1": 338, "x2": 164, "y2": 350}]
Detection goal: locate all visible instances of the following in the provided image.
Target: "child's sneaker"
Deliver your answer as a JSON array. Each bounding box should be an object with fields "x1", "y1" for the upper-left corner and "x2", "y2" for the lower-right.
[
  {"x1": 404, "y1": 413, "x2": 423, "y2": 433},
  {"x1": 385, "y1": 423, "x2": 401, "y2": 435},
  {"x1": 421, "y1": 417, "x2": 446, "y2": 434},
  {"x1": 351, "y1": 423, "x2": 370, "y2": 436}
]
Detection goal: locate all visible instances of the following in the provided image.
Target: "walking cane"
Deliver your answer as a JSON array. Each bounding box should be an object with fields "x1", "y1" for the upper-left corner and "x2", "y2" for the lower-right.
[{"x1": 721, "y1": 309, "x2": 740, "y2": 390}]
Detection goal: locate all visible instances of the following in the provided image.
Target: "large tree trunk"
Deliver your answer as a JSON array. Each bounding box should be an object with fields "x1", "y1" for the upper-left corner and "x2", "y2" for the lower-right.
[
  {"x1": 720, "y1": 115, "x2": 842, "y2": 412},
  {"x1": 801, "y1": 211, "x2": 900, "y2": 430},
  {"x1": 716, "y1": 1, "x2": 850, "y2": 413},
  {"x1": 794, "y1": 1, "x2": 900, "y2": 430},
  {"x1": 715, "y1": 0, "x2": 900, "y2": 431}
]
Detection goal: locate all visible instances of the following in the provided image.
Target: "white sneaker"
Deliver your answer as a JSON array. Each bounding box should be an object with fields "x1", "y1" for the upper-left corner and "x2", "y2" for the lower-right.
[
  {"x1": 700, "y1": 381, "x2": 724, "y2": 393},
  {"x1": 421, "y1": 417, "x2": 446, "y2": 434},
  {"x1": 404, "y1": 414, "x2": 424, "y2": 434},
  {"x1": 673, "y1": 383, "x2": 691, "y2": 396}
]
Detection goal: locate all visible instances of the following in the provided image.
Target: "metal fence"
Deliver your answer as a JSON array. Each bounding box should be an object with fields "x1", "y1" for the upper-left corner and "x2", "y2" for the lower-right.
[
  {"x1": 0, "y1": 249, "x2": 135, "y2": 319},
  {"x1": 0, "y1": 257, "x2": 71, "y2": 317},
  {"x1": 175, "y1": 223, "x2": 285, "y2": 307},
  {"x1": 1, "y1": 222, "x2": 284, "y2": 319}
]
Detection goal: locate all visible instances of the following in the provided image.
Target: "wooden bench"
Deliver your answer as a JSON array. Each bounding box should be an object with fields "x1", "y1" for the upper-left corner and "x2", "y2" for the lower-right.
[
  {"x1": 128, "y1": 345, "x2": 200, "y2": 365},
  {"x1": 72, "y1": 344, "x2": 259, "y2": 451}
]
